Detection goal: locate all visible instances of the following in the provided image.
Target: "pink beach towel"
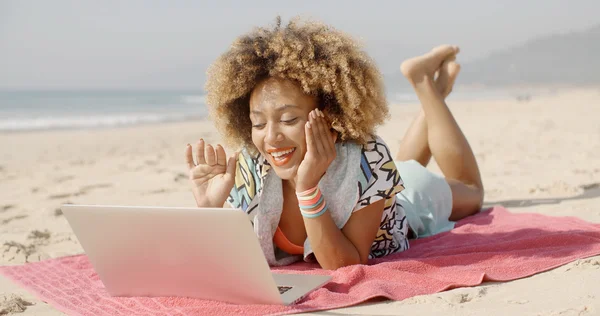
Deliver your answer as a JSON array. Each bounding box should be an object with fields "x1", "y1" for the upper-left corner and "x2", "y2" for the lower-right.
[{"x1": 2, "y1": 206, "x2": 600, "y2": 316}]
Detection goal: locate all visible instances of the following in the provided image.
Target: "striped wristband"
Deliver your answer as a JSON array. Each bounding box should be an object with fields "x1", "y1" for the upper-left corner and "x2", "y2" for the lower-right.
[{"x1": 296, "y1": 185, "x2": 328, "y2": 218}]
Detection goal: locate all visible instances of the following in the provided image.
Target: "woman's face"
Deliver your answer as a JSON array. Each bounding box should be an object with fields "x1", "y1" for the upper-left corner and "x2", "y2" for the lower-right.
[{"x1": 249, "y1": 77, "x2": 318, "y2": 180}]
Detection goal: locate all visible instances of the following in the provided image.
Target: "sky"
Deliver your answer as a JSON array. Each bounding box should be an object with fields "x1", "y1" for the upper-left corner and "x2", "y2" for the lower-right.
[{"x1": 1, "y1": 0, "x2": 599, "y2": 90}]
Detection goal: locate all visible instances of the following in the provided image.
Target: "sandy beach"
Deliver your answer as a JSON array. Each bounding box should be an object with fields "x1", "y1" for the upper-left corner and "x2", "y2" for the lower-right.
[{"x1": 1, "y1": 88, "x2": 599, "y2": 315}]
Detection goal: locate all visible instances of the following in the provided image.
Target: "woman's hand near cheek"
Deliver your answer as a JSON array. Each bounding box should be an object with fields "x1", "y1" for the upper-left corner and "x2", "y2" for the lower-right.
[{"x1": 296, "y1": 109, "x2": 337, "y2": 192}]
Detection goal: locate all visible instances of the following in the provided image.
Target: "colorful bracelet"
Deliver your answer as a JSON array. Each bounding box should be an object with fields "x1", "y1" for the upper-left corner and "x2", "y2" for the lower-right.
[
  {"x1": 297, "y1": 188, "x2": 319, "y2": 201},
  {"x1": 296, "y1": 185, "x2": 328, "y2": 218},
  {"x1": 301, "y1": 203, "x2": 328, "y2": 218},
  {"x1": 297, "y1": 186, "x2": 318, "y2": 196}
]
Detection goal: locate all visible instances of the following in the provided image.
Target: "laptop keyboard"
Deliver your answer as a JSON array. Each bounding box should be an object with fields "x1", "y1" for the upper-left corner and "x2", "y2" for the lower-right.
[{"x1": 278, "y1": 286, "x2": 293, "y2": 294}]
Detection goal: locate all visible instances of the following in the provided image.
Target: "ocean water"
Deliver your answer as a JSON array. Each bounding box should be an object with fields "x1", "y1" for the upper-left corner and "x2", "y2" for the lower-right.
[
  {"x1": 0, "y1": 88, "x2": 514, "y2": 132},
  {"x1": 0, "y1": 90, "x2": 207, "y2": 132}
]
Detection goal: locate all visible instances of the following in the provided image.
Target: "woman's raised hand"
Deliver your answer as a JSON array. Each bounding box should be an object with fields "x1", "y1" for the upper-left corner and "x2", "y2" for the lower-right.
[{"x1": 185, "y1": 139, "x2": 237, "y2": 208}]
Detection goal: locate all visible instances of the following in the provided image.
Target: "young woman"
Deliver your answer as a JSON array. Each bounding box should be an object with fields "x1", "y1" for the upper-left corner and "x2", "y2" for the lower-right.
[{"x1": 185, "y1": 17, "x2": 483, "y2": 270}]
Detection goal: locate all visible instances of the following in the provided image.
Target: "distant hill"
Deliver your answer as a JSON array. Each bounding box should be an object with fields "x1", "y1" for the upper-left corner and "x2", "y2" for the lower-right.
[
  {"x1": 459, "y1": 24, "x2": 600, "y2": 87},
  {"x1": 383, "y1": 24, "x2": 600, "y2": 90}
]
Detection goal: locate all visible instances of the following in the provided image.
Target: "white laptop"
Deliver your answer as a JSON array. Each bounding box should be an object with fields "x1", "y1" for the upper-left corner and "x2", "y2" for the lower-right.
[{"x1": 61, "y1": 204, "x2": 331, "y2": 305}]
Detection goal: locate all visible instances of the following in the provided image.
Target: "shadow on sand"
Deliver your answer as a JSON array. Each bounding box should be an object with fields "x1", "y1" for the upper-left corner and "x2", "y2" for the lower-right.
[{"x1": 483, "y1": 183, "x2": 600, "y2": 209}]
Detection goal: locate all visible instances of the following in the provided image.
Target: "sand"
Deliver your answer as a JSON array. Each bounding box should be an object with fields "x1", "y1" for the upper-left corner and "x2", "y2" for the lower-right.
[{"x1": 1, "y1": 88, "x2": 599, "y2": 315}]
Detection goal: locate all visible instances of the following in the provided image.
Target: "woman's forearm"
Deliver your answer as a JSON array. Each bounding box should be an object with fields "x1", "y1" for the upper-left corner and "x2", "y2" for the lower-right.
[
  {"x1": 294, "y1": 183, "x2": 363, "y2": 269},
  {"x1": 302, "y1": 209, "x2": 362, "y2": 270}
]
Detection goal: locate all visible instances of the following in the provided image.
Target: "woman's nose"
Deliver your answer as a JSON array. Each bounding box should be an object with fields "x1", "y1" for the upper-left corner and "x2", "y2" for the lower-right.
[{"x1": 265, "y1": 123, "x2": 283, "y2": 143}]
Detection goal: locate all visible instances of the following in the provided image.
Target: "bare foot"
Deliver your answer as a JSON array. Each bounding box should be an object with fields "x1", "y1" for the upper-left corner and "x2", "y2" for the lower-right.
[
  {"x1": 435, "y1": 59, "x2": 461, "y2": 98},
  {"x1": 400, "y1": 45, "x2": 460, "y2": 86}
]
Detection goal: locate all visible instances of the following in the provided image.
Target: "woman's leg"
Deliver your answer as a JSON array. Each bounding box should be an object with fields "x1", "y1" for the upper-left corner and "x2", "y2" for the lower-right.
[
  {"x1": 399, "y1": 45, "x2": 484, "y2": 220},
  {"x1": 395, "y1": 58, "x2": 459, "y2": 167},
  {"x1": 395, "y1": 111, "x2": 431, "y2": 166}
]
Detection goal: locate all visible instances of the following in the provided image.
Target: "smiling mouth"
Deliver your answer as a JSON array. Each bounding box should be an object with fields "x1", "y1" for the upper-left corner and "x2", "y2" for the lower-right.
[{"x1": 266, "y1": 147, "x2": 296, "y2": 167}]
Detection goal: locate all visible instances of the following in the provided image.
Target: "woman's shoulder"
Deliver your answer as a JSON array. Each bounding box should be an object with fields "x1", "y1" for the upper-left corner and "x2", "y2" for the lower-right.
[
  {"x1": 338, "y1": 134, "x2": 391, "y2": 151},
  {"x1": 338, "y1": 134, "x2": 394, "y2": 164},
  {"x1": 335, "y1": 134, "x2": 400, "y2": 186},
  {"x1": 345, "y1": 134, "x2": 403, "y2": 212},
  {"x1": 358, "y1": 135, "x2": 401, "y2": 186}
]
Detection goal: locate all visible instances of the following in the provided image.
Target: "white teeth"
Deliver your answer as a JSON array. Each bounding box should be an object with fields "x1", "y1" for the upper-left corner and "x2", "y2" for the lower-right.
[{"x1": 270, "y1": 148, "x2": 295, "y2": 158}]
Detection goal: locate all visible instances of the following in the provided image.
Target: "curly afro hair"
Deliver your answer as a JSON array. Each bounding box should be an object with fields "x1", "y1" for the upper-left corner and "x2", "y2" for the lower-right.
[{"x1": 205, "y1": 16, "x2": 390, "y2": 151}]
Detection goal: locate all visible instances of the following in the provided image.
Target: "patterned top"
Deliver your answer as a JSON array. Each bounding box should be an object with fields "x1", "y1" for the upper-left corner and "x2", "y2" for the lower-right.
[{"x1": 227, "y1": 135, "x2": 410, "y2": 266}]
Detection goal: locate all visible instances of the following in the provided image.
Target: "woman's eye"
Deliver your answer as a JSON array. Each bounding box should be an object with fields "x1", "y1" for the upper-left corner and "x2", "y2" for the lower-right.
[
  {"x1": 281, "y1": 117, "x2": 298, "y2": 124},
  {"x1": 252, "y1": 123, "x2": 266, "y2": 129}
]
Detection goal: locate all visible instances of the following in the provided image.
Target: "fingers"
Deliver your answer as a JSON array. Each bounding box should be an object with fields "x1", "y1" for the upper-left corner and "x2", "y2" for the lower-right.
[
  {"x1": 216, "y1": 144, "x2": 227, "y2": 166},
  {"x1": 205, "y1": 144, "x2": 216, "y2": 166},
  {"x1": 185, "y1": 144, "x2": 195, "y2": 169},
  {"x1": 305, "y1": 117, "x2": 317, "y2": 155},
  {"x1": 318, "y1": 110, "x2": 337, "y2": 152},
  {"x1": 196, "y1": 139, "x2": 206, "y2": 165},
  {"x1": 189, "y1": 138, "x2": 225, "y2": 167},
  {"x1": 316, "y1": 109, "x2": 336, "y2": 154},
  {"x1": 309, "y1": 110, "x2": 328, "y2": 155},
  {"x1": 226, "y1": 152, "x2": 238, "y2": 177},
  {"x1": 308, "y1": 109, "x2": 336, "y2": 160}
]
